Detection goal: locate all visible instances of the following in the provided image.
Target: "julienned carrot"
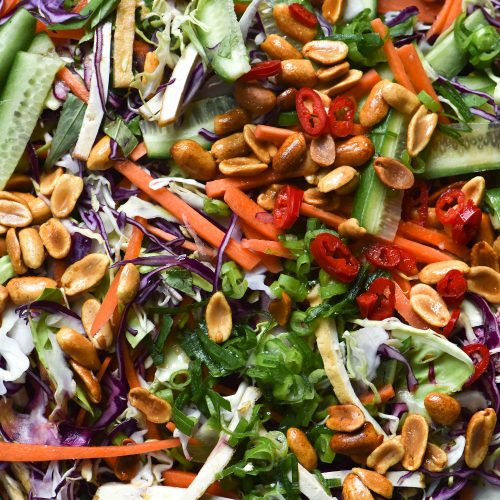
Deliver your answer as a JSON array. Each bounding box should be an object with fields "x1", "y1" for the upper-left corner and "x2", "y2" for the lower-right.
[
  {"x1": 130, "y1": 141, "x2": 147, "y2": 161},
  {"x1": 114, "y1": 161, "x2": 260, "y2": 271},
  {"x1": 426, "y1": 0, "x2": 455, "y2": 39},
  {"x1": 242, "y1": 239, "x2": 293, "y2": 259},
  {"x1": 36, "y1": 21, "x2": 86, "y2": 40},
  {"x1": 56, "y1": 67, "x2": 89, "y2": 103},
  {"x1": 392, "y1": 235, "x2": 452, "y2": 263},
  {"x1": 224, "y1": 187, "x2": 283, "y2": 241},
  {"x1": 0, "y1": 0, "x2": 18, "y2": 15},
  {"x1": 133, "y1": 40, "x2": 152, "y2": 58},
  {"x1": 370, "y1": 19, "x2": 415, "y2": 92},
  {"x1": 239, "y1": 221, "x2": 283, "y2": 273},
  {"x1": 73, "y1": 0, "x2": 88, "y2": 12},
  {"x1": 162, "y1": 470, "x2": 238, "y2": 499},
  {"x1": 359, "y1": 384, "x2": 395, "y2": 405},
  {"x1": 254, "y1": 125, "x2": 295, "y2": 144},
  {"x1": 0, "y1": 439, "x2": 181, "y2": 462},
  {"x1": 478, "y1": 212, "x2": 495, "y2": 245},
  {"x1": 442, "y1": 0, "x2": 463, "y2": 32},
  {"x1": 206, "y1": 171, "x2": 286, "y2": 198},
  {"x1": 377, "y1": 0, "x2": 441, "y2": 24},
  {"x1": 299, "y1": 202, "x2": 346, "y2": 229},
  {"x1": 122, "y1": 337, "x2": 140, "y2": 390},
  {"x1": 394, "y1": 282, "x2": 432, "y2": 330},
  {"x1": 345, "y1": 69, "x2": 382, "y2": 101}
]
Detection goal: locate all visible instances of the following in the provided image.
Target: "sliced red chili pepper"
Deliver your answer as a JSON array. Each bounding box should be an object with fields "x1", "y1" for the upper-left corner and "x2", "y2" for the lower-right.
[
  {"x1": 239, "y1": 60, "x2": 282, "y2": 82},
  {"x1": 402, "y1": 180, "x2": 429, "y2": 226},
  {"x1": 396, "y1": 249, "x2": 418, "y2": 276},
  {"x1": 328, "y1": 96, "x2": 355, "y2": 138},
  {"x1": 356, "y1": 292, "x2": 378, "y2": 319},
  {"x1": 435, "y1": 188, "x2": 465, "y2": 225},
  {"x1": 365, "y1": 243, "x2": 401, "y2": 269},
  {"x1": 273, "y1": 185, "x2": 304, "y2": 230},
  {"x1": 436, "y1": 269, "x2": 467, "y2": 306},
  {"x1": 443, "y1": 309, "x2": 461, "y2": 337},
  {"x1": 310, "y1": 233, "x2": 360, "y2": 283},
  {"x1": 288, "y1": 3, "x2": 317, "y2": 28},
  {"x1": 452, "y1": 200, "x2": 482, "y2": 245},
  {"x1": 296, "y1": 87, "x2": 327, "y2": 136},
  {"x1": 462, "y1": 343, "x2": 490, "y2": 385},
  {"x1": 357, "y1": 277, "x2": 395, "y2": 320}
]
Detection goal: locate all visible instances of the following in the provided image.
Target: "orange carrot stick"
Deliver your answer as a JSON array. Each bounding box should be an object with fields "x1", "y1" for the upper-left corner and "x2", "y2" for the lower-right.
[
  {"x1": 392, "y1": 235, "x2": 452, "y2": 263},
  {"x1": 377, "y1": 0, "x2": 441, "y2": 24},
  {"x1": 133, "y1": 40, "x2": 152, "y2": 58},
  {"x1": 299, "y1": 203, "x2": 346, "y2": 229},
  {"x1": 163, "y1": 470, "x2": 238, "y2": 499},
  {"x1": 0, "y1": 439, "x2": 181, "y2": 462},
  {"x1": 224, "y1": 187, "x2": 282, "y2": 241},
  {"x1": 254, "y1": 125, "x2": 295, "y2": 144},
  {"x1": 394, "y1": 282, "x2": 432, "y2": 329},
  {"x1": 241, "y1": 239, "x2": 293, "y2": 259},
  {"x1": 442, "y1": 0, "x2": 463, "y2": 32},
  {"x1": 359, "y1": 384, "x2": 395, "y2": 405},
  {"x1": 37, "y1": 23, "x2": 86, "y2": 40},
  {"x1": 206, "y1": 171, "x2": 287, "y2": 198},
  {"x1": 239, "y1": 221, "x2": 283, "y2": 273},
  {"x1": 114, "y1": 161, "x2": 260, "y2": 271},
  {"x1": 426, "y1": 0, "x2": 455, "y2": 39},
  {"x1": 371, "y1": 18, "x2": 415, "y2": 92},
  {"x1": 130, "y1": 141, "x2": 147, "y2": 161},
  {"x1": 56, "y1": 67, "x2": 89, "y2": 103},
  {"x1": 391, "y1": 271, "x2": 412, "y2": 297},
  {"x1": 73, "y1": 0, "x2": 88, "y2": 12},
  {"x1": 0, "y1": 0, "x2": 18, "y2": 15},
  {"x1": 345, "y1": 69, "x2": 382, "y2": 102},
  {"x1": 121, "y1": 337, "x2": 140, "y2": 390}
]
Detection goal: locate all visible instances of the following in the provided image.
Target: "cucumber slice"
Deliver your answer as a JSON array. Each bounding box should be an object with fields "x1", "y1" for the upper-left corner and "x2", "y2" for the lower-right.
[
  {"x1": 485, "y1": 188, "x2": 500, "y2": 230},
  {"x1": 28, "y1": 33, "x2": 56, "y2": 56},
  {"x1": 0, "y1": 9, "x2": 37, "y2": 89},
  {"x1": 195, "y1": 0, "x2": 250, "y2": 81},
  {"x1": 0, "y1": 52, "x2": 63, "y2": 189},
  {"x1": 422, "y1": 123, "x2": 500, "y2": 179},
  {"x1": 140, "y1": 96, "x2": 235, "y2": 158},
  {"x1": 352, "y1": 110, "x2": 408, "y2": 241}
]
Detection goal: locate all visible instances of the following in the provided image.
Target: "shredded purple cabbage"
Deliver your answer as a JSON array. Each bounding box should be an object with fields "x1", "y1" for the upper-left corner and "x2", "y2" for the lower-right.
[
  {"x1": 2, "y1": 0, "x2": 86, "y2": 24},
  {"x1": 183, "y1": 62, "x2": 206, "y2": 108},
  {"x1": 93, "y1": 373, "x2": 128, "y2": 428},
  {"x1": 471, "y1": 107, "x2": 499, "y2": 123},
  {"x1": 467, "y1": 4, "x2": 500, "y2": 28},
  {"x1": 53, "y1": 80, "x2": 69, "y2": 101},
  {"x1": 79, "y1": 208, "x2": 112, "y2": 256},
  {"x1": 198, "y1": 128, "x2": 220, "y2": 142},
  {"x1": 315, "y1": 9, "x2": 333, "y2": 36},
  {"x1": 385, "y1": 6, "x2": 419, "y2": 27},
  {"x1": 466, "y1": 293, "x2": 500, "y2": 349},
  {"x1": 58, "y1": 421, "x2": 93, "y2": 446},
  {"x1": 67, "y1": 232, "x2": 93, "y2": 263},
  {"x1": 214, "y1": 214, "x2": 238, "y2": 291},
  {"x1": 436, "y1": 75, "x2": 495, "y2": 106},
  {"x1": 428, "y1": 361, "x2": 436, "y2": 384},
  {"x1": 393, "y1": 33, "x2": 424, "y2": 47},
  {"x1": 377, "y1": 344, "x2": 419, "y2": 391},
  {"x1": 16, "y1": 301, "x2": 81, "y2": 321},
  {"x1": 93, "y1": 25, "x2": 108, "y2": 115}
]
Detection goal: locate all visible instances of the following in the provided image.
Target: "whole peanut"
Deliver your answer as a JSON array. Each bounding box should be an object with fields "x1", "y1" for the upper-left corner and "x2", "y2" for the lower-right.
[{"x1": 170, "y1": 140, "x2": 217, "y2": 181}]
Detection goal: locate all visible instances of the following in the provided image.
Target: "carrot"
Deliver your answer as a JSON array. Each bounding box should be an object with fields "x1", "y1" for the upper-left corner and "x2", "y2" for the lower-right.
[
  {"x1": 394, "y1": 282, "x2": 432, "y2": 330},
  {"x1": 254, "y1": 125, "x2": 295, "y2": 144},
  {"x1": 359, "y1": 384, "x2": 395, "y2": 405},
  {"x1": 0, "y1": 0, "x2": 18, "y2": 15},
  {"x1": 56, "y1": 67, "x2": 89, "y2": 103},
  {"x1": 239, "y1": 221, "x2": 283, "y2": 273},
  {"x1": 426, "y1": 0, "x2": 456, "y2": 39},
  {"x1": 224, "y1": 187, "x2": 282, "y2": 241},
  {"x1": 0, "y1": 439, "x2": 181, "y2": 462},
  {"x1": 397, "y1": 221, "x2": 470, "y2": 260},
  {"x1": 53, "y1": 259, "x2": 67, "y2": 287},
  {"x1": 299, "y1": 202, "x2": 346, "y2": 229},
  {"x1": 345, "y1": 69, "x2": 382, "y2": 102},
  {"x1": 73, "y1": 0, "x2": 88, "y2": 12},
  {"x1": 392, "y1": 235, "x2": 452, "y2": 263},
  {"x1": 206, "y1": 171, "x2": 287, "y2": 198},
  {"x1": 391, "y1": 270, "x2": 411, "y2": 297},
  {"x1": 133, "y1": 40, "x2": 152, "y2": 58},
  {"x1": 130, "y1": 141, "x2": 147, "y2": 161},
  {"x1": 370, "y1": 19, "x2": 415, "y2": 92},
  {"x1": 242, "y1": 239, "x2": 293, "y2": 259},
  {"x1": 162, "y1": 470, "x2": 238, "y2": 499},
  {"x1": 114, "y1": 161, "x2": 260, "y2": 271},
  {"x1": 477, "y1": 212, "x2": 495, "y2": 246},
  {"x1": 122, "y1": 337, "x2": 140, "y2": 390},
  {"x1": 377, "y1": 0, "x2": 442, "y2": 24},
  {"x1": 234, "y1": 2, "x2": 249, "y2": 14}
]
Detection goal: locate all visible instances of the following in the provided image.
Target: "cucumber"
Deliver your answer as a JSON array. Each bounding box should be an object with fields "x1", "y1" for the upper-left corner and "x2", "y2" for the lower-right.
[
  {"x1": 485, "y1": 188, "x2": 500, "y2": 230},
  {"x1": 457, "y1": 73, "x2": 495, "y2": 94},
  {"x1": 140, "y1": 96, "x2": 235, "y2": 158},
  {"x1": 352, "y1": 110, "x2": 408, "y2": 241},
  {"x1": 195, "y1": 0, "x2": 250, "y2": 81},
  {"x1": 0, "y1": 9, "x2": 37, "y2": 89},
  {"x1": 0, "y1": 52, "x2": 63, "y2": 189},
  {"x1": 342, "y1": 0, "x2": 376, "y2": 21},
  {"x1": 28, "y1": 33, "x2": 56, "y2": 56},
  {"x1": 422, "y1": 123, "x2": 500, "y2": 179}
]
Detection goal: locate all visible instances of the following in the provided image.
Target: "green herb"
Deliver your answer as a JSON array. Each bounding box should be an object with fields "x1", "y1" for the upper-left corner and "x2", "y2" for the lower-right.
[
  {"x1": 221, "y1": 261, "x2": 248, "y2": 299},
  {"x1": 278, "y1": 111, "x2": 299, "y2": 127},
  {"x1": 149, "y1": 315, "x2": 173, "y2": 366},
  {"x1": 203, "y1": 198, "x2": 231, "y2": 216},
  {"x1": 163, "y1": 267, "x2": 194, "y2": 295},
  {"x1": 435, "y1": 82, "x2": 473, "y2": 122},
  {"x1": 463, "y1": 94, "x2": 489, "y2": 108},
  {"x1": 104, "y1": 118, "x2": 139, "y2": 157},
  {"x1": 417, "y1": 90, "x2": 440, "y2": 112},
  {"x1": 388, "y1": 15, "x2": 416, "y2": 38},
  {"x1": 271, "y1": 274, "x2": 308, "y2": 302}
]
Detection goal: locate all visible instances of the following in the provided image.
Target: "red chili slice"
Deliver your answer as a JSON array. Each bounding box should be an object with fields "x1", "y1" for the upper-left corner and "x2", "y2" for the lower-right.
[
  {"x1": 436, "y1": 269, "x2": 467, "y2": 306},
  {"x1": 462, "y1": 343, "x2": 490, "y2": 385},
  {"x1": 435, "y1": 188, "x2": 465, "y2": 225},
  {"x1": 239, "y1": 60, "x2": 282, "y2": 82},
  {"x1": 310, "y1": 233, "x2": 360, "y2": 283},
  {"x1": 443, "y1": 309, "x2": 460, "y2": 337},
  {"x1": 288, "y1": 3, "x2": 317, "y2": 28},
  {"x1": 328, "y1": 96, "x2": 355, "y2": 138},
  {"x1": 357, "y1": 277, "x2": 396, "y2": 320},
  {"x1": 296, "y1": 87, "x2": 328, "y2": 136},
  {"x1": 402, "y1": 180, "x2": 429, "y2": 226},
  {"x1": 273, "y1": 185, "x2": 304, "y2": 230},
  {"x1": 452, "y1": 200, "x2": 482, "y2": 245},
  {"x1": 356, "y1": 292, "x2": 378, "y2": 319},
  {"x1": 365, "y1": 243, "x2": 401, "y2": 270},
  {"x1": 396, "y1": 249, "x2": 418, "y2": 276}
]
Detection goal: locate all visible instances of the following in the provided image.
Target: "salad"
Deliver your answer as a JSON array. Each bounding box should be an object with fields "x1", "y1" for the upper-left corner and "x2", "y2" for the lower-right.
[{"x1": 0, "y1": 0, "x2": 499, "y2": 498}]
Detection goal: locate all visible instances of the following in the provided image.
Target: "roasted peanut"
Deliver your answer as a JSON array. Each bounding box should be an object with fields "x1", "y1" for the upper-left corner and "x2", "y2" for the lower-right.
[
  {"x1": 462, "y1": 176, "x2": 485, "y2": 206},
  {"x1": 39, "y1": 168, "x2": 64, "y2": 196},
  {"x1": 478, "y1": 212, "x2": 495, "y2": 245},
  {"x1": 352, "y1": 468, "x2": 394, "y2": 499},
  {"x1": 334, "y1": 135, "x2": 375, "y2": 167},
  {"x1": 366, "y1": 436, "x2": 405, "y2": 474},
  {"x1": 61, "y1": 253, "x2": 109, "y2": 297},
  {"x1": 273, "y1": 4, "x2": 317, "y2": 43},
  {"x1": 171, "y1": 140, "x2": 217, "y2": 181},
  {"x1": 320, "y1": 69, "x2": 363, "y2": 96},
  {"x1": 318, "y1": 166, "x2": 359, "y2": 195},
  {"x1": 471, "y1": 241, "x2": 499, "y2": 271},
  {"x1": 257, "y1": 184, "x2": 284, "y2": 211},
  {"x1": 330, "y1": 422, "x2": 383, "y2": 455},
  {"x1": 6, "y1": 277, "x2": 57, "y2": 305},
  {"x1": 373, "y1": 156, "x2": 414, "y2": 190},
  {"x1": 467, "y1": 266, "x2": 500, "y2": 303},
  {"x1": 407, "y1": 105, "x2": 438, "y2": 157},
  {"x1": 359, "y1": 80, "x2": 390, "y2": 128},
  {"x1": 219, "y1": 157, "x2": 268, "y2": 177},
  {"x1": 213, "y1": 108, "x2": 251, "y2": 136},
  {"x1": 322, "y1": 0, "x2": 344, "y2": 24},
  {"x1": 28, "y1": 197, "x2": 52, "y2": 225},
  {"x1": 295, "y1": 148, "x2": 320, "y2": 177},
  {"x1": 280, "y1": 59, "x2": 317, "y2": 88},
  {"x1": 56, "y1": 327, "x2": 101, "y2": 371},
  {"x1": 401, "y1": 414, "x2": 429, "y2": 471},
  {"x1": 87, "y1": 136, "x2": 113, "y2": 171},
  {"x1": 382, "y1": 82, "x2": 420, "y2": 115},
  {"x1": 338, "y1": 218, "x2": 367, "y2": 239},
  {"x1": 326, "y1": 404, "x2": 365, "y2": 432},
  {"x1": 5, "y1": 174, "x2": 32, "y2": 192},
  {"x1": 316, "y1": 61, "x2": 350, "y2": 82},
  {"x1": 18, "y1": 228, "x2": 45, "y2": 270},
  {"x1": 211, "y1": 132, "x2": 251, "y2": 162},
  {"x1": 113, "y1": 439, "x2": 141, "y2": 482},
  {"x1": 261, "y1": 34, "x2": 302, "y2": 60},
  {"x1": 51, "y1": 174, "x2": 84, "y2": 218},
  {"x1": 234, "y1": 82, "x2": 277, "y2": 115},
  {"x1": 0, "y1": 237, "x2": 5, "y2": 256},
  {"x1": 423, "y1": 442, "x2": 448, "y2": 472},
  {"x1": 0, "y1": 192, "x2": 33, "y2": 228},
  {"x1": 243, "y1": 124, "x2": 277, "y2": 163},
  {"x1": 272, "y1": 132, "x2": 306, "y2": 173},
  {"x1": 410, "y1": 283, "x2": 451, "y2": 327},
  {"x1": 495, "y1": 236, "x2": 500, "y2": 260},
  {"x1": 206, "y1": 291, "x2": 232, "y2": 343},
  {"x1": 302, "y1": 40, "x2": 348, "y2": 65},
  {"x1": 70, "y1": 360, "x2": 102, "y2": 404},
  {"x1": 286, "y1": 427, "x2": 318, "y2": 471},
  {"x1": 303, "y1": 188, "x2": 340, "y2": 211},
  {"x1": 81, "y1": 297, "x2": 114, "y2": 350},
  {"x1": 39, "y1": 218, "x2": 71, "y2": 260},
  {"x1": 128, "y1": 387, "x2": 172, "y2": 424},
  {"x1": 276, "y1": 87, "x2": 297, "y2": 110},
  {"x1": 424, "y1": 392, "x2": 461, "y2": 426},
  {"x1": 418, "y1": 260, "x2": 470, "y2": 285},
  {"x1": 342, "y1": 473, "x2": 374, "y2": 500},
  {"x1": 0, "y1": 284, "x2": 8, "y2": 314},
  {"x1": 464, "y1": 408, "x2": 497, "y2": 468},
  {"x1": 117, "y1": 263, "x2": 140, "y2": 304},
  {"x1": 310, "y1": 134, "x2": 336, "y2": 167},
  {"x1": 268, "y1": 291, "x2": 292, "y2": 326},
  {"x1": 6, "y1": 229, "x2": 27, "y2": 275}
]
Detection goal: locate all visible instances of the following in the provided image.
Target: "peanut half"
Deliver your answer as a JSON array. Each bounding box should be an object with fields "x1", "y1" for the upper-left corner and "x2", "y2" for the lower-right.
[
  {"x1": 410, "y1": 283, "x2": 451, "y2": 327},
  {"x1": 117, "y1": 263, "x2": 140, "y2": 304},
  {"x1": 381, "y1": 82, "x2": 420, "y2": 115},
  {"x1": 56, "y1": 327, "x2": 101, "y2": 371},
  {"x1": 170, "y1": 140, "x2": 217, "y2": 181},
  {"x1": 310, "y1": 134, "x2": 336, "y2": 167},
  {"x1": 462, "y1": 176, "x2": 486, "y2": 206},
  {"x1": 464, "y1": 408, "x2": 497, "y2": 468},
  {"x1": 424, "y1": 392, "x2": 461, "y2": 426},
  {"x1": 423, "y1": 442, "x2": 448, "y2": 472},
  {"x1": 61, "y1": 253, "x2": 109, "y2": 297},
  {"x1": 0, "y1": 192, "x2": 33, "y2": 228},
  {"x1": 280, "y1": 59, "x2": 318, "y2": 88},
  {"x1": 273, "y1": 4, "x2": 317, "y2": 44},
  {"x1": 234, "y1": 83, "x2": 276, "y2": 116},
  {"x1": 330, "y1": 422, "x2": 383, "y2": 455},
  {"x1": 373, "y1": 156, "x2": 414, "y2": 190},
  {"x1": 87, "y1": 136, "x2": 113, "y2": 171},
  {"x1": 359, "y1": 80, "x2": 390, "y2": 128},
  {"x1": 418, "y1": 260, "x2": 470, "y2": 285},
  {"x1": 81, "y1": 297, "x2": 114, "y2": 350},
  {"x1": 318, "y1": 166, "x2": 359, "y2": 195},
  {"x1": 243, "y1": 124, "x2": 276, "y2": 164},
  {"x1": 50, "y1": 174, "x2": 84, "y2": 218},
  {"x1": 320, "y1": 69, "x2": 363, "y2": 97},
  {"x1": 407, "y1": 105, "x2": 438, "y2": 157},
  {"x1": 261, "y1": 34, "x2": 302, "y2": 61},
  {"x1": 286, "y1": 427, "x2": 318, "y2": 471},
  {"x1": 268, "y1": 290, "x2": 292, "y2": 327},
  {"x1": 352, "y1": 468, "x2": 394, "y2": 499},
  {"x1": 39, "y1": 218, "x2": 72, "y2": 260},
  {"x1": 206, "y1": 291, "x2": 232, "y2": 343},
  {"x1": 18, "y1": 228, "x2": 45, "y2": 270},
  {"x1": 470, "y1": 241, "x2": 499, "y2": 271},
  {"x1": 213, "y1": 107, "x2": 251, "y2": 137},
  {"x1": 219, "y1": 157, "x2": 268, "y2": 177},
  {"x1": 401, "y1": 414, "x2": 429, "y2": 471},
  {"x1": 70, "y1": 360, "x2": 102, "y2": 404},
  {"x1": 467, "y1": 266, "x2": 500, "y2": 303},
  {"x1": 334, "y1": 135, "x2": 375, "y2": 167},
  {"x1": 302, "y1": 40, "x2": 348, "y2": 66},
  {"x1": 342, "y1": 473, "x2": 374, "y2": 500},
  {"x1": 39, "y1": 167, "x2": 64, "y2": 196},
  {"x1": 128, "y1": 387, "x2": 172, "y2": 424},
  {"x1": 326, "y1": 404, "x2": 365, "y2": 432},
  {"x1": 257, "y1": 184, "x2": 284, "y2": 211},
  {"x1": 6, "y1": 228, "x2": 28, "y2": 275},
  {"x1": 338, "y1": 218, "x2": 367, "y2": 239},
  {"x1": 272, "y1": 132, "x2": 306, "y2": 173},
  {"x1": 211, "y1": 132, "x2": 251, "y2": 162},
  {"x1": 6, "y1": 277, "x2": 56, "y2": 305},
  {"x1": 317, "y1": 62, "x2": 350, "y2": 83},
  {"x1": 366, "y1": 436, "x2": 405, "y2": 475}
]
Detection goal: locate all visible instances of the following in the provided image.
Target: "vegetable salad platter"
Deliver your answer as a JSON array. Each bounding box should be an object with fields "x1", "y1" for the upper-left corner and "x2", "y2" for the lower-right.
[{"x1": 0, "y1": 0, "x2": 499, "y2": 498}]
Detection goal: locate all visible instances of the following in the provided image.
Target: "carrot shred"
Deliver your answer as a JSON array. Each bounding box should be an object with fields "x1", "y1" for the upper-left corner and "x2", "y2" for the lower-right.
[
  {"x1": 0, "y1": 439, "x2": 181, "y2": 462},
  {"x1": 133, "y1": 39, "x2": 152, "y2": 58},
  {"x1": 162, "y1": 470, "x2": 238, "y2": 499},
  {"x1": 40, "y1": 26, "x2": 86, "y2": 40},
  {"x1": 391, "y1": 270, "x2": 411, "y2": 297},
  {"x1": 299, "y1": 202, "x2": 346, "y2": 229},
  {"x1": 370, "y1": 19, "x2": 416, "y2": 92},
  {"x1": 206, "y1": 171, "x2": 287, "y2": 199},
  {"x1": 478, "y1": 212, "x2": 495, "y2": 246},
  {"x1": 239, "y1": 221, "x2": 283, "y2": 273},
  {"x1": 345, "y1": 69, "x2": 382, "y2": 102},
  {"x1": 52, "y1": 259, "x2": 67, "y2": 287},
  {"x1": 130, "y1": 141, "x2": 147, "y2": 161},
  {"x1": 442, "y1": 0, "x2": 463, "y2": 31},
  {"x1": 241, "y1": 239, "x2": 293, "y2": 259},
  {"x1": 426, "y1": 0, "x2": 457, "y2": 39},
  {"x1": 114, "y1": 161, "x2": 260, "y2": 271},
  {"x1": 377, "y1": 0, "x2": 441, "y2": 24},
  {"x1": 56, "y1": 67, "x2": 89, "y2": 103},
  {"x1": 73, "y1": 0, "x2": 88, "y2": 12},
  {"x1": 0, "y1": 0, "x2": 18, "y2": 15},
  {"x1": 254, "y1": 125, "x2": 295, "y2": 145},
  {"x1": 359, "y1": 384, "x2": 395, "y2": 405},
  {"x1": 392, "y1": 235, "x2": 453, "y2": 263},
  {"x1": 394, "y1": 282, "x2": 432, "y2": 329}
]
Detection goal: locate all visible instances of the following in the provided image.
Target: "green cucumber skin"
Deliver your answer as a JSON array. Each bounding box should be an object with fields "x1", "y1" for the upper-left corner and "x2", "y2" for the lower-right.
[
  {"x1": 0, "y1": 52, "x2": 62, "y2": 189},
  {"x1": 422, "y1": 123, "x2": 500, "y2": 179},
  {"x1": 0, "y1": 9, "x2": 37, "y2": 89}
]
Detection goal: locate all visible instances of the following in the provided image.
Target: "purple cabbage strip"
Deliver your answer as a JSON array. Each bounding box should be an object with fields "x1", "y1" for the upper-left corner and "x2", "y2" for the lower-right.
[
  {"x1": 393, "y1": 33, "x2": 423, "y2": 47},
  {"x1": 214, "y1": 214, "x2": 238, "y2": 291},
  {"x1": 465, "y1": 293, "x2": 500, "y2": 350},
  {"x1": 79, "y1": 208, "x2": 112, "y2": 256},
  {"x1": 26, "y1": 368, "x2": 53, "y2": 398},
  {"x1": 467, "y1": 4, "x2": 500, "y2": 28},
  {"x1": 377, "y1": 344, "x2": 419, "y2": 391},
  {"x1": 315, "y1": 9, "x2": 333, "y2": 36},
  {"x1": 94, "y1": 373, "x2": 128, "y2": 428},
  {"x1": 93, "y1": 25, "x2": 108, "y2": 115},
  {"x1": 53, "y1": 80, "x2": 69, "y2": 101},
  {"x1": 109, "y1": 138, "x2": 125, "y2": 161},
  {"x1": 26, "y1": 141, "x2": 40, "y2": 183},
  {"x1": 113, "y1": 187, "x2": 140, "y2": 201},
  {"x1": 428, "y1": 361, "x2": 436, "y2": 384},
  {"x1": 183, "y1": 62, "x2": 206, "y2": 108},
  {"x1": 67, "y1": 232, "x2": 93, "y2": 263},
  {"x1": 16, "y1": 301, "x2": 81, "y2": 321},
  {"x1": 106, "y1": 418, "x2": 139, "y2": 443},
  {"x1": 385, "y1": 6, "x2": 419, "y2": 27},
  {"x1": 437, "y1": 75, "x2": 495, "y2": 106},
  {"x1": 471, "y1": 107, "x2": 499, "y2": 122},
  {"x1": 198, "y1": 128, "x2": 220, "y2": 142},
  {"x1": 480, "y1": 363, "x2": 500, "y2": 413},
  {"x1": 58, "y1": 421, "x2": 93, "y2": 446},
  {"x1": 2, "y1": 0, "x2": 86, "y2": 24}
]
